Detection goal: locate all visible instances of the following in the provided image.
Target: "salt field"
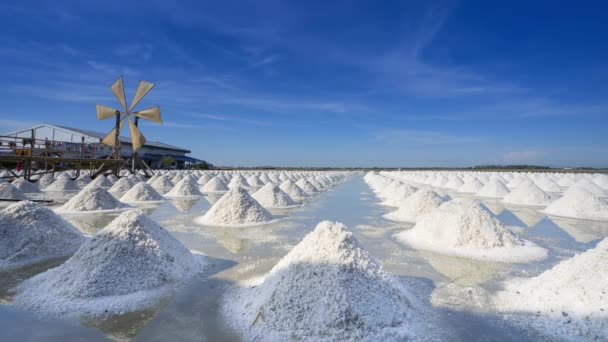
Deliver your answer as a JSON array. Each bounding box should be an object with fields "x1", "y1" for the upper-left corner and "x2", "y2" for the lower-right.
[{"x1": 0, "y1": 170, "x2": 607, "y2": 341}]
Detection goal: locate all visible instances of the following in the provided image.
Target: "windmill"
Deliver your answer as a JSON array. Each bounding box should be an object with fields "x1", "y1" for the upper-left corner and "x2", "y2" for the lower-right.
[{"x1": 96, "y1": 76, "x2": 162, "y2": 176}]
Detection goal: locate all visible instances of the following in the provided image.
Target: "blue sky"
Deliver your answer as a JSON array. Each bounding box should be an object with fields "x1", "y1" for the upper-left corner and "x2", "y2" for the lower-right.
[{"x1": 1, "y1": 0, "x2": 607, "y2": 167}]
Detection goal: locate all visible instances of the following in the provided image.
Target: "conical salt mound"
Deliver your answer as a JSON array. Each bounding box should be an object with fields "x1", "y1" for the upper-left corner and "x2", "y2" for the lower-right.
[
  {"x1": 380, "y1": 183, "x2": 418, "y2": 207},
  {"x1": 13, "y1": 209, "x2": 206, "y2": 318},
  {"x1": 457, "y1": 178, "x2": 484, "y2": 193},
  {"x1": 76, "y1": 174, "x2": 92, "y2": 187},
  {"x1": 57, "y1": 186, "x2": 130, "y2": 213},
  {"x1": 494, "y1": 238, "x2": 608, "y2": 341},
  {"x1": 247, "y1": 174, "x2": 264, "y2": 187},
  {"x1": 11, "y1": 178, "x2": 39, "y2": 193},
  {"x1": 108, "y1": 176, "x2": 137, "y2": 194},
  {"x1": 202, "y1": 176, "x2": 229, "y2": 193},
  {"x1": 475, "y1": 179, "x2": 510, "y2": 198},
  {"x1": 502, "y1": 180, "x2": 551, "y2": 206},
  {"x1": 542, "y1": 187, "x2": 608, "y2": 221},
  {"x1": 197, "y1": 173, "x2": 213, "y2": 186},
  {"x1": 295, "y1": 178, "x2": 319, "y2": 195},
  {"x1": 228, "y1": 175, "x2": 250, "y2": 189},
  {"x1": 171, "y1": 173, "x2": 184, "y2": 184},
  {"x1": 0, "y1": 182, "x2": 26, "y2": 200},
  {"x1": 0, "y1": 201, "x2": 84, "y2": 270},
  {"x1": 222, "y1": 221, "x2": 415, "y2": 341},
  {"x1": 195, "y1": 187, "x2": 272, "y2": 227},
  {"x1": 570, "y1": 179, "x2": 607, "y2": 196},
  {"x1": 106, "y1": 174, "x2": 118, "y2": 183},
  {"x1": 86, "y1": 175, "x2": 112, "y2": 188},
  {"x1": 533, "y1": 177, "x2": 561, "y2": 192},
  {"x1": 150, "y1": 175, "x2": 175, "y2": 192},
  {"x1": 384, "y1": 188, "x2": 444, "y2": 223},
  {"x1": 396, "y1": 200, "x2": 547, "y2": 262},
  {"x1": 37, "y1": 174, "x2": 55, "y2": 189},
  {"x1": 252, "y1": 183, "x2": 296, "y2": 208},
  {"x1": 120, "y1": 182, "x2": 164, "y2": 203},
  {"x1": 279, "y1": 180, "x2": 308, "y2": 203},
  {"x1": 165, "y1": 178, "x2": 203, "y2": 198},
  {"x1": 43, "y1": 176, "x2": 79, "y2": 191}
]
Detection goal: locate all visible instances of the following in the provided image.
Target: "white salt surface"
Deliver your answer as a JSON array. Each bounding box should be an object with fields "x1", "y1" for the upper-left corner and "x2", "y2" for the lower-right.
[
  {"x1": 120, "y1": 182, "x2": 164, "y2": 203},
  {"x1": 36, "y1": 174, "x2": 55, "y2": 189},
  {"x1": 165, "y1": 179, "x2": 203, "y2": 198},
  {"x1": 13, "y1": 209, "x2": 207, "y2": 318},
  {"x1": 396, "y1": 200, "x2": 547, "y2": 262},
  {"x1": 543, "y1": 187, "x2": 608, "y2": 221},
  {"x1": 108, "y1": 176, "x2": 137, "y2": 194},
  {"x1": 252, "y1": 183, "x2": 297, "y2": 208},
  {"x1": 201, "y1": 177, "x2": 229, "y2": 193},
  {"x1": 56, "y1": 186, "x2": 130, "y2": 213},
  {"x1": 0, "y1": 182, "x2": 26, "y2": 200},
  {"x1": 0, "y1": 201, "x2": 84, "y2": 270},
  {"x1": 296, "y1": 178, "x2": 319, "y2": 195},
  {"x1": 11, "y1": 178, "x2": 40, "y2": 193},
  {"x1": 475, "y1": 179, "x2": 510, "y2": 198},
  {"x1": 494, "y1": 238, "x2": 608, "y2": 341},
  {"x1": 195, "y1": 187, "x2": 273, "y2": 227},
  {"x1": 44, "y1": 176, "x2": 79, "y2": 192},
  {"x1": 150, "y1": 175, "x2": 175, "y2": 192},
  {"x1": 383, "y1": 188, "x2": 444, "y2": 223},
  {"x1": 86, "y1": 176, "x2": 112, "y2": 188},
  {"x1": 279, "y1": 180, "x2": 308, "y2": 203},
  {"x1": 457, "y1": 178, "x2": 484, "y2": 193},
  {"x1": 222, "y1": 221, "x2": 416, "y2": 341},
  {"x1": 502, "y1": 180, "x2": 552, "y2": 207}
]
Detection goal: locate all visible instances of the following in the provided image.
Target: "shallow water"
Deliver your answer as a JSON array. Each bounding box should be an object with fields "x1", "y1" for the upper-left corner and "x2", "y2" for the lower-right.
[{"x1": 0, "y1": 175, "x2": 605, "y2": 341}]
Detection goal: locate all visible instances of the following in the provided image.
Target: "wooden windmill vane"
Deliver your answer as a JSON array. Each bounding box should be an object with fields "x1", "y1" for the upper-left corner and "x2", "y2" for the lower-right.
[{"x1": 96, "y1": 76, "x2": 162, "y2": 174}]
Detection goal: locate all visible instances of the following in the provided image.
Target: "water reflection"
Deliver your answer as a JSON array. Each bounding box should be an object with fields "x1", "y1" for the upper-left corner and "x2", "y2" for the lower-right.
[
  {"x1": 508, "y1": 207, "x2": 546, "y2": 227},
  {"x1": 204, "y1": 193, "x2": 224, "y2": 205},
  {"x1": 550, "y1": 217, "x2": 608, "y2": 243},
  {"x1": 65, "y1": 213, "x2": 119, "y2": 235},
  {"x1": 170, "y1": 198, "x2": 199, "y2": 213},
  {"x1": 418, "y1": 250, "x2": 504, "y2": 286}
]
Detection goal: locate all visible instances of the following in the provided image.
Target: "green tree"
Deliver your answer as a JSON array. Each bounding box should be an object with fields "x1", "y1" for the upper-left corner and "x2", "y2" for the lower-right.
[{"x1": 160, "y1": 156, "x2": 175, "y2": 168}]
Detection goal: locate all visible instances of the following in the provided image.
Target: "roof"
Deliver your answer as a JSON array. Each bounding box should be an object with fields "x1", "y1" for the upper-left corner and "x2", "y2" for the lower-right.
[{"x1": 52, "y1": 125, "x2": 191, "y2": 153}]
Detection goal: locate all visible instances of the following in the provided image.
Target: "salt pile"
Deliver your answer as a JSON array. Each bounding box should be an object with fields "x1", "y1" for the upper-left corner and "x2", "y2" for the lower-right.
[
  {"x1": 108, "y1": 176, "x2": 137, "y2": 194},
  {"x1": 396, "y1": 200, "x2": 547, "y2": 262},
  {"x1": 106, "y1": 174, "x2": 118, "y2": 183},
  {"x1": 570, "y1": 178, "x2": 607, "y2": 196},
  {"x1": 296, "y1": 178, "x2": 319, "y2": 195},
  {"x1": 11, "y1": 178, "x2": 39, "y2": 193},
  {"x1": 475, "y1": 179, "x2": 510, "y2": 198},
  {"x1": 247, "y1": 174, "x2": 265, "y2": 187},
  {"x1": 279, "y1": 180, "x2": 309, "y2": 203},
  {"x1": 252, "y1": 183, "x2": 296, "y2": 208},
  {"x1": 0, "y1": 201, "x2": 84, "y2": 270},
  {"x1": 43, "y1": 175, "x2": 79, "y2": 191},
  {"x1": 76, "y1": 173, "x2": 92, "y2": 187},
  {"x1": 150, "y1": 175, "x2": 175, "y2": 192},
  {"x1": 494, "y1": 238, "x2": 608, "y2": 341},
  {"x1": 56, "y1": 186, "x2": 130, "y2": 213},
  {"x1": 0, "y1": 182, "x2": 26, "y2": 200},
  {"x1": 384, "y1": 188, "x2": 444, "y2": 223},
  {"x1": 197, "y1": 173, "x2": 213, "y2": 186},
  {"x1": 165, "y1": 178, "x2": 203, "y2": 198},
  {"x1": 13, "y1": 209, "x2": 206, "y2": 318},
  {"x1": 37, "y1": 174, "x2": 55, "y2": 189},
  {"x1": 120, "y1": 182, "x2": 164, "y2": 203},
  {"x1": 86, "y1": 175, "x2": 112, "y2": 188},
  {"x1": 195, "y1": 187, "x2": 272, "y2": 227},
  {"x1": 202, "y1": 176, "x2": 229, "y2": 193},
  {"x1": 228, "y1": 175, "x2": 250, "y2": 189},
  {"x1": 380, "y1": 183, "x2": 418, "y2": 207},
  {"x1": 457, "y1": 178, "x2": 484, "y2": 193},
  {"x1": 502, "y1": 179, "x2": 552, "y2": 206},
  {"x1": 533, "y1": 177, "x2": 561, "y2": 192},
  {"x1": 171, "y1": 173, "x2": 184, "y2": 184},
  {"x1": 222, "y1": 221, "x2": 415, "y2": 341},
  {"x1": 543, "y1": 187, "x2": 608, "y2": 221}
]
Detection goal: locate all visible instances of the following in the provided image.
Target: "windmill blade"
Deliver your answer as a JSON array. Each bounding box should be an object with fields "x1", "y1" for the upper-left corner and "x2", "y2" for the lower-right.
[
  {"x1": 96, "y1": 104, "x2": 118, "y2": 120},
  {"x1": 110, "y1": 76, "x2": 127, "y2": 111},
  {"x1": 129, "y1": 80, "x2": 155, "y2": 111},
  {"x1": 127, "y1": 116, "x2": 147, "y2": 152},
  {"x1": 133, "y1": 106, "x2": 162, "y2": 124},
  {"x1": 101, "y1": 117, "x2": 127, "y2": 147}
]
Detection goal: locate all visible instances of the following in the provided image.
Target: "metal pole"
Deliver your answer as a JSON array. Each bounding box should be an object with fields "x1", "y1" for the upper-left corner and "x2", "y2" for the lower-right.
[
  {"x1": 115, "y1": 111, "x2": 121, "y2": 175},
  {"x1": 132, "y1": 116, "x2": 139, "y2": 173}
]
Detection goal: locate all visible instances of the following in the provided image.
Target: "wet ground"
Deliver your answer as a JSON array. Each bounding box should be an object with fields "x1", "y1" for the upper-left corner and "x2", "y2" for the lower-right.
[{"x1": 0, "y1": 175, "x2": 605, "y2": 341}]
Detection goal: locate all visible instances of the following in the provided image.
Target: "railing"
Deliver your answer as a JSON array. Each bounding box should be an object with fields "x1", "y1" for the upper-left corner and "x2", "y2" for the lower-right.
[{"x1": 0, "y1": 134, "x2": 113, "y2": 159}]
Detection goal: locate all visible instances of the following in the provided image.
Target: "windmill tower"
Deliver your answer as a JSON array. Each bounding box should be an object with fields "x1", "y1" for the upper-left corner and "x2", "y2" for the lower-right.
[{"x1": 96, "y1": 76, "x2": 162, "y2": 176}]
